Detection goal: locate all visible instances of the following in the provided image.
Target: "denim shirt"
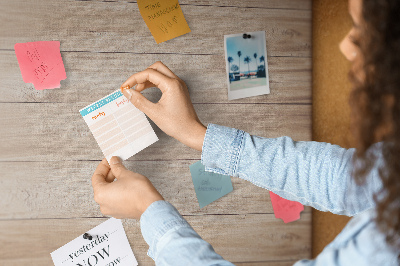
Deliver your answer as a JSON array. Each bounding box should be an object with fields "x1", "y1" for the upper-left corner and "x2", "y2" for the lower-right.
[{"x1": 140, "y1": 124, "x2": 399, "y2": 265}]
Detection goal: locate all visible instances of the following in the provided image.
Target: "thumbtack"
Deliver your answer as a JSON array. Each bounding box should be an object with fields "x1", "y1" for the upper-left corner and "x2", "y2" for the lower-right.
[
  {"x1": 242, "y1": 33, "x2": 252, "y2": 39},
  {"x1": 83, "y1": 233, "x2": 96, "y2": 240},
  {"x1": 121, "y1": 85, "x2": 130, "y2": 93}
]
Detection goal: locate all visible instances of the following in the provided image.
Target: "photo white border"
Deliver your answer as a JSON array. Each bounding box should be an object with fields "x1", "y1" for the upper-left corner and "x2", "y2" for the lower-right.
[{"x1": 224, "y1": 31, "x2": 270, "y2": 100}]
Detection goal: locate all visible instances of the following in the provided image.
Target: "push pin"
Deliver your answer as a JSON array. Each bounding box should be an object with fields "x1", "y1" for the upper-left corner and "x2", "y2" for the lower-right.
[
  {"x1": 120, "y1": 85, "x2": 130, "y2": 93},
  {"x1": 121, "y1": 85, "x2": 133, "y2": 100},
  {"x1": 83, "y1": 233, "x2": 96, "y2": 241},
  {"x1": 243, "y1": 33, "x2": 252, "y2": 39}
]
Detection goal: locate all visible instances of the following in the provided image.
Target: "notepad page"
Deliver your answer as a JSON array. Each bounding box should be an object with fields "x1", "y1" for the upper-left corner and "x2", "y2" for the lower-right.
[{"x1": 80, "y1": 90, "x2": 158, "y2": 162}]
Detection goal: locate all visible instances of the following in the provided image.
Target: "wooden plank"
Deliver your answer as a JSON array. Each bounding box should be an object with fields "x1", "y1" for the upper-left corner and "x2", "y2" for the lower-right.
[
  {"x1": 0, "y1": 0, "x2": 312, "y2": 57},
  {"x1": 0, "y1": 51, "x2": 311, "y2": 104},
  {"x1": 0, "y1": 160, "x2": 311, "y2": 219},
  {"x1": 0, "y1": 214, "x2": 311, "y2": 265},
  {"x1": 75, "y1": 0, "x2": 312, "y2": 10},
  {"x1": 0, "y1": 0, "x2": 312, "y2": 264},
  {"x1": 0, "y1": 103, "x2": 311, "y2": 161}
]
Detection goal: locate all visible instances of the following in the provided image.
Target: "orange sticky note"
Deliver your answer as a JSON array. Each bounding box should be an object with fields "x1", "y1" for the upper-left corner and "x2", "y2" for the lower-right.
[
  {"x1": 14, "y1": 41, "x2": 66, "y2": 90},
  {"x1": 137, "y1": 0, "x2": 191, "y2": 44}
]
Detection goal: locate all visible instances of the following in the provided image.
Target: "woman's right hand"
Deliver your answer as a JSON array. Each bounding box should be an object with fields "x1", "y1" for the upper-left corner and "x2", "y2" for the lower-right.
[{"x1": 120, "y1": 61, "x2": 207, "y2": 151}]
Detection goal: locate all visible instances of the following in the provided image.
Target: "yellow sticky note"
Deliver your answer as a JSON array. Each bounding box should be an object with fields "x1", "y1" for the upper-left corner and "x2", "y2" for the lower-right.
[{"x1": 137, "y1": 0, "x2": 191, "y2": 44}]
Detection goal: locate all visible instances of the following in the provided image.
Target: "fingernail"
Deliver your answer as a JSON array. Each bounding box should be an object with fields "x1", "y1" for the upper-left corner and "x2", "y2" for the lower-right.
[
  {"x1": 110, "y1": 156, "x2": 122, "y2": 165},
  {"x1": 121, "y1": 85, "x2": 130, "y2": 92},
  {"x1": 125, "y1": 89, "x2": 133, "y2": 100}
]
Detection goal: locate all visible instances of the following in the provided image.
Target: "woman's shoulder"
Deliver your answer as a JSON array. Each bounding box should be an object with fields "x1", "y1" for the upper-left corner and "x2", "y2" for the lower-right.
[{"x1": 324, "y1": 209, "x2": 399, "y2": 265}]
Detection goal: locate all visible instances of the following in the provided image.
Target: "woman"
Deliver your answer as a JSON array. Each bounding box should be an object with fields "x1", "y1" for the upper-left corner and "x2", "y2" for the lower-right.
[{"x1": 91, "y1": 0, "x2": 400, "y2": 264}]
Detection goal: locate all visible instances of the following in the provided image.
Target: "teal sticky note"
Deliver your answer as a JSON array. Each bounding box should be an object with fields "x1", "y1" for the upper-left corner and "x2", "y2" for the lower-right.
[{"x1": 189, "y1": 161, "x2": 233, "y2": 208}]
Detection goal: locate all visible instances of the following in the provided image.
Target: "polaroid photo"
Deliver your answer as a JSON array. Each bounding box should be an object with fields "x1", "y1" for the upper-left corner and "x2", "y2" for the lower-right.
[{"x1": 224, "y1": 31, "x2": 270, "y2": 100}]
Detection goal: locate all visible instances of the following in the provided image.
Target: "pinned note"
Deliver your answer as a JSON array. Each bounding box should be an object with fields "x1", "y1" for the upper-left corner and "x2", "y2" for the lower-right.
[
  {"x1": 79, "y1": 90, "x2": 158, "y2": 162},
  {"x1": 51, "y1": 218, "x2": 138, "y2": 266},
  {"x1": 269, "y1": 191, "x2": 304, "y2": 223},
  {"x1": 14, "y1": 41, "x2": 66, "y2": 90},
  {"x1": 137, "y1": 0, "x2": 191, "y2": 44},
  {"x1": 189, "y1": 161, "x2": 233, "y2": 208}
]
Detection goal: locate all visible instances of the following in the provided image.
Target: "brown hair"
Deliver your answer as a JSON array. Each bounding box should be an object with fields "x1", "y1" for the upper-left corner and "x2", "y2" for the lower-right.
[{"x1": 350, "y1": 0, "x2": 400, "y2": 250}]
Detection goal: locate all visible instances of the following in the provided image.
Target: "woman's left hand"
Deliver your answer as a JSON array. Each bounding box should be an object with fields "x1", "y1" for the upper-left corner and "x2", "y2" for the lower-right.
[{"x1": 91, "y1": 157, "x2": 164, "y2": 219}]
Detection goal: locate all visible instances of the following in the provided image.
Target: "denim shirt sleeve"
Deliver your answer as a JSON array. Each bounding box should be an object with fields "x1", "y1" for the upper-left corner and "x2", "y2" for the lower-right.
[
  {"x1": 201, "y1": 124, "x2": 383, "y2": 216},
  {"x1": 140, "y1": 200, "x2": 235, "y2": 265}
]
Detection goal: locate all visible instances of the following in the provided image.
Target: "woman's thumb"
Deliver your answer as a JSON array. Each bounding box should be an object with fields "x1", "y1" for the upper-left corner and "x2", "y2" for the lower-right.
[
  {"x1": 122, "y1": 88, "x2": 154, "y2": 115},
  {"x1": 109, "y1": 156, "x2": 128, "y2": 178}
]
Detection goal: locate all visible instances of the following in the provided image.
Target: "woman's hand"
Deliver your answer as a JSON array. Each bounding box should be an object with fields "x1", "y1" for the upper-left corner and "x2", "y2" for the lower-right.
[
  {"x1": 91, "y1": 157, "x2": 164, "y2": 220},
  {"x1": 120, "y1": 61, "x2": 207, "y2": 151}
]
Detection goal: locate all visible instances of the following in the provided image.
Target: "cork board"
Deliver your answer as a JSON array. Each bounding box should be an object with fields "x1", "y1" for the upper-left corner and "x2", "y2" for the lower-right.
[{"x1": 312, "y1": 0, "x2": 353, "y2": 257}]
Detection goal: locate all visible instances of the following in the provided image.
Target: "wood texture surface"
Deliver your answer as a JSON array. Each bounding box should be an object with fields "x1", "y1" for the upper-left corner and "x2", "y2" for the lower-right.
[
  {"x1": 0, "y1": 103, "x2": 311, "y2": 161},
  {"x1": 0, "y1": 160, "x2": 312, "y2": 219},
  {"x1": 0, "y1": 52, "x2": 311, "y2": 104},
  {"x1": 0, "y1": 0, "x2": 311, "y2": 57},
  {"x1": 0, "y1": 0, "x2": 312, "y2": 265},
  {"x1": 0, "y1": 214, "x2": 311, "y2": 265}
]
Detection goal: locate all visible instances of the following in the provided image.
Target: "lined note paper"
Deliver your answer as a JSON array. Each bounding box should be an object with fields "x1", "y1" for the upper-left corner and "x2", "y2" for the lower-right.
[
  {"x1": 189, "y1": 161, "x2": 233, "y2": 208},
  {"x1": 14, "y1": 41, "x2": 66, "y2": 90},
  {"x1": 137, "y1": 0, "x2": 191, "y2": 44},
  {"x1": 80, "y1": 90, "x2": 158, "y2": 162}
]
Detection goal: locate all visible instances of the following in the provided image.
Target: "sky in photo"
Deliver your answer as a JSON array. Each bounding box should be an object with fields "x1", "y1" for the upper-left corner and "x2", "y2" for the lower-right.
[{"x1": 226, "y1": 32, "x2": 266, "y2": 73}]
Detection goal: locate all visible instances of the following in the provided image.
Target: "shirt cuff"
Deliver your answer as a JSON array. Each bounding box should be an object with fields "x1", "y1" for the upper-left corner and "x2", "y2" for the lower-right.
[
  {"x1": 201, "y1": 123, "x2": 245, "y2": 176},
  {"x1": 140, "y1": 200, "x2": 191, "y2": 260}
]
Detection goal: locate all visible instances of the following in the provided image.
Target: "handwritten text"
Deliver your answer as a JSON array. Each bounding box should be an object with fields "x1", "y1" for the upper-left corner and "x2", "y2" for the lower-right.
[{"x1": 92, "y1": 112, "x2": 105, "y2": 120}]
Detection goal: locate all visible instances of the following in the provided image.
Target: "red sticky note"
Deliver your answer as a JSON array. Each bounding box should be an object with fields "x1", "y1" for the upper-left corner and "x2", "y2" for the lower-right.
[
  {"x1": 269, "y1": 191, "x2": 304, "y2": 223},
  {"x1": 14, "y1": 41, "x2": 66, "y2": 90}
]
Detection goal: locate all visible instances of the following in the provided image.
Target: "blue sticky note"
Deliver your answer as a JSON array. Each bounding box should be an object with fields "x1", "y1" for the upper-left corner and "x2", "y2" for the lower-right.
[{"x1": 189, "y1": 161, "x2": 233, "y2": 208}]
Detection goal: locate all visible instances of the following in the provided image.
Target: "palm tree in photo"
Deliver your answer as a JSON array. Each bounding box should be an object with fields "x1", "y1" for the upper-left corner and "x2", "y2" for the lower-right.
[
  {"x1": 253, "y1": 53, "x2": 258, "y2": 75},
  {"x1": 244, "y1": 56, "x2": 251, "y2": 78},
  {"x1": 260, "y1": 55, "x2": 265, "y2": 71},
  {"x1": 227, "y1": 56, "x2": 233, "y2": 73},
  {"x1": 237, "y1": 51, "x2": 242, "y2": 76},
  {"x1": 231, "y1": 64, "x2": 239, "y2": 72}
]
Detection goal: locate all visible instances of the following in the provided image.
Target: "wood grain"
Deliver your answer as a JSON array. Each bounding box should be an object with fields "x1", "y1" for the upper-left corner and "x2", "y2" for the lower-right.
[
  {"x1": 0, "y1": 0, "x2": 312, "y2": 264},
  {"x1": 0, "y1": 160, "x2": 311, "y2": 219},
  {"x1": 0, "y1": 214, "x2": 311, "y2": 265},
  {"x1": 0, "y1": 103, "x2": 311, "y2": 161},
  {"x1": 0, "y1": 0, "x2": 311, "y2": 57},
  {"x1": 0, "y1": 51, "x2": 311, "y2": 104},
  {"x1": 67, "y1": 0, "x2": 312, "y2": 10}
]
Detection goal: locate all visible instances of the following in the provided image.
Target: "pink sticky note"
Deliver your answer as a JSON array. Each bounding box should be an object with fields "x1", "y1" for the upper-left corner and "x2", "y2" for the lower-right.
[
  {"x1": 269, "y1": 191, "x2": 304, "y2": 223},
  {"x1": 14, "y1": 41, "x2": 66, "y2": 90}
]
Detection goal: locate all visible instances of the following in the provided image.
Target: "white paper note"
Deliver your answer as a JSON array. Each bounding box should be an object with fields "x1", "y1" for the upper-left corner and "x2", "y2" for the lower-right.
[
  {"x1": 51, "y1": 218, "x2": 138, "y2": 266},
  {"x1": 79, "y1": 90, "x2": 158, "y2": 162}
]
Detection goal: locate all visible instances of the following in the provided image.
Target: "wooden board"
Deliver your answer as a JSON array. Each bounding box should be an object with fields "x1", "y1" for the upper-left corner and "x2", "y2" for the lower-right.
[
  {"x1": 0, "y1": 0, "x2": 312, "y2": 265},
  {"x1": 0, "y1": 160, "x2": 312, "y2": 219},
  {"x1": 0, "y1": 52, "x2": 311, "y2": 104},
  {"x1": 0, "y1": 0, "x2": 311, "y2": 57},
  {"x1": 0, "y1": 214, "x2": 311, "y2": 265},
  {"x1": 0, "y1": 103, "x2": 311, "y2": 161}
]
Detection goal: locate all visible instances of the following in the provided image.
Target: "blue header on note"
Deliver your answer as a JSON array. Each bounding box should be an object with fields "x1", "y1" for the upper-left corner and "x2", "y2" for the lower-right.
[{"x1": 80, "y1": 91, "x2": 123, "y2": 116}]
